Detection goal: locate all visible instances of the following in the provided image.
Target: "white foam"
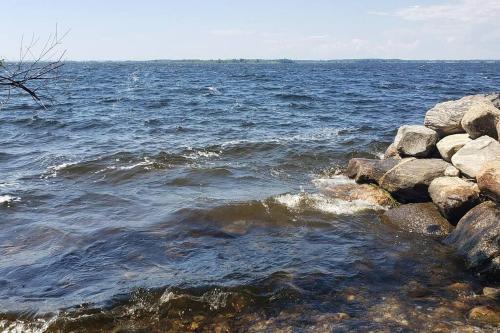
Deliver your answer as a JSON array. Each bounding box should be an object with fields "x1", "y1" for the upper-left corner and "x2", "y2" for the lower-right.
[
  {"x1": 44, "y1": 162, "x2": 77, "y2": 178},
  {"x1": 118, "y1": 157, "x2": 155, "y2": 170},
  {"x1": 0, "y1": 195, "x2": 20, "y2": 204},
  {"x1": 184, "y1": 150, "x2": 221, "y2": 160},
  {"x1": 312, "y1": 175, "x2": 355, "y2": 189},
  {"x1": 0, "y1": 316, "x2": 55, "y2": 333},
  {"x1": 274, "y1": 192, "x2": 385, "y2": 215}
]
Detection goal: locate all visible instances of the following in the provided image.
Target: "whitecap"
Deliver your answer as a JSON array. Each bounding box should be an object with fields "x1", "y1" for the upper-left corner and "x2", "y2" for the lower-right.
[
  {"x1": 274, "y1": 192, "x2": 385, "y2": 215},
  {"x1": 0, "y1": 195, "x2": 20, "y2": 205}
]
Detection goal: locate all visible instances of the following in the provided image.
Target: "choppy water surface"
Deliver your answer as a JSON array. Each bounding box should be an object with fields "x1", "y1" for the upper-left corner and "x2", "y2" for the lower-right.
[{"x1": 1, "y1": 61, "x2": 500, "y2": 332}]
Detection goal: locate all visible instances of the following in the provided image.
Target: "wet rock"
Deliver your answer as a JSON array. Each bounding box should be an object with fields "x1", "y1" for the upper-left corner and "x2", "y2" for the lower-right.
[
  {"x1": 380, "y1": 202, "x2": 453, "y2": 237},
  {"x1": 444, "y1": 165, "x2": 460, "y2": 177},
  {"x1": 451, "y1": 136, "x2": 500, "y2": 178},
  {"x1": 383, "y1": 143, "x2": 401, "y2": 160},
  {"x1": 468, "y1": 306, "x2": 500, "y2": 326},
  {"x1": 461, "y1": 101, "x2": 500, "y2": 139},
  {"x1": 428, "y1": 177, "x2": 480, "y2": 224},
  {"x1": 346, "y1": 158, "x2": 400, "y2": 184},
  {"x1": 436, "y1": 133, "x2": 472, "y2": 162},
  {"x1": 322, "y1": 182, "x2": 396, "y2": 207},
  {"x1": 393, "y1": 125, "x2": 438, "y2": 157},
  {"x1": 477, "y1": 158, "x2": 500, "y2": 203},
  {"x1": 424, "y1": 95, "x2": 494, "y2": 136},
  {"x1": 483, "y1": 287, "x2": 500, "y2": 300},
  {"x1": 379, "y1": 158, "x2": 450, "y2": 202},
  {"x1": 405, "y1": 281, "x2": 431, "y2": 298},
  {"x1": 445, "y1": 201, "x2": 500, "y2": 277}
]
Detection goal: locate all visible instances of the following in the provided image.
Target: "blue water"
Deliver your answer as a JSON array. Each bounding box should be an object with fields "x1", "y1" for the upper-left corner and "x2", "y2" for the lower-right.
[{"x1": 1, "y1": 61, "x2": 499, "y2": 331}]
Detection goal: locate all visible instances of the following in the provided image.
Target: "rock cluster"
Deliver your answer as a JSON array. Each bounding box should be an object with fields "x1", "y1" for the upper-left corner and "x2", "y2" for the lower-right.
[{"x1": 345, "y1": 93, "x2": 500, "y2": 280}]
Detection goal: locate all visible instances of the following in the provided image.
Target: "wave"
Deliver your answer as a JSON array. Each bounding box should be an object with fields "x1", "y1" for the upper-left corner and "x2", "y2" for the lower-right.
[{"x1": 275, "y1": 93, "x2": 315, "y2": 101}]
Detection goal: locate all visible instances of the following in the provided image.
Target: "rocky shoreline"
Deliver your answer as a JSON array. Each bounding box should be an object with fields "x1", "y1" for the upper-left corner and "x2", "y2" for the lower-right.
[{"x1": 337, "y1": 93, "x2": 500, "y2": 326}]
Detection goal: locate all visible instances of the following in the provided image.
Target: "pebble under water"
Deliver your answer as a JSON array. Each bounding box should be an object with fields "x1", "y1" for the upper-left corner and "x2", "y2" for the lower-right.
[{"x1": 1, "y1": 61, "x2": 500, "y2": 332}]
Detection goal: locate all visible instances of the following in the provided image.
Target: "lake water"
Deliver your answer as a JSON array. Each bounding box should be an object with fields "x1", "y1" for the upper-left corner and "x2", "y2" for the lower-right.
[{"x1": 1, "y1": 61, "x2": 500, "y2": 332}]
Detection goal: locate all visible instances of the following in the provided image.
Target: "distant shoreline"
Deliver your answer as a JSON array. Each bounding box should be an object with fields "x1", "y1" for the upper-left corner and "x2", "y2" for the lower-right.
[{"x1": 3, "y1": 59, "x2": 500, "y2": 64}]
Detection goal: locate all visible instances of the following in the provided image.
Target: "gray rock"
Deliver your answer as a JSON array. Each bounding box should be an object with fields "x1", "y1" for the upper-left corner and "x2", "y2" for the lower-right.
[
  {"x1": 428, "y1": 177, "x2": 480, "y2": 224},
  {"x1": 477, "y1": 158, "x2": 500, "y2": 203},
  {"x1": 379, "y1": 158, "x2": 450, "y2": 202},
  {"x1": 451, "y1": 136, "x2": 500, "y2": 178},
  {"x1": 445, "y1": 201, "x2": 500, "y2": 278},
  {"x1": 461, "y1": 101, "x2": 500, "y2": 139},
  {"x1": 444, "y1": 165, "x2": 460, "y2": 177},
  {"x1": 424, "y1": 95, "x2": 494, "y2": 136},
  {"x1": 394, "y1": 125, "x2": 438, "y2": 157},
  {"x1": 346, "y1": 158, "x2": 400, "y2": 184},
  {"x1": 436, "y1": 133, "x2": 472, "y2": 162},
  {"x1": 485, "y1": 92, "x2": 500, "y2": 109},
  {"x1": 381, "y1": 202, "x2": 453, "y2": 237}
]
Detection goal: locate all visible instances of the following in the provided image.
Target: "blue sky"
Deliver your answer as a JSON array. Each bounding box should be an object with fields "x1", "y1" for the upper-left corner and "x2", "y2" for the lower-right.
[{"x1": 1, "y1": 0, "x2": 499, "y2": 60}]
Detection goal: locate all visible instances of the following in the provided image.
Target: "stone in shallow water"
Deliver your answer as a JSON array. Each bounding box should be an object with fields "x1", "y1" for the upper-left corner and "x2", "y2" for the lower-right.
[
  {"x1": 424, "y1": 95, "x2": 494, "y2": 136},
  {"x1": 483, "y1": 287, "x2": 500, "y2": 300},
  {"x1": 380, "y1": 202, "x2": 453, "y2": 237},
  {"x1": 468, "y1": 306, "x2": 500, "y2": 326},
  {"x1": 428, "y1": 176, "x2": 480, "y2": 224},
  {"x1": 436, "y1": 133, "x2": 472, "y2": 162},
  {"x1": 394, "y1": 125, "x2": 438, "y2": 157},
  {"x1": 461, "y1": 101, "x2": 500, "y2": 139},
  {"x1": 445, "y1": 201, "x2": 500, "y2": 278},
  {"x1": 346, "y1": 157, "x2": 400, "y2": 184},
  {"x1": 379, "y1": 158, "x2": 450, "y2": 202},
  {"x1": 451, "y1": 136, "x2": 500, "y2": 178},
  {"x1": 477, "y1": 158, "x2": 500, "y2": 203},
  {"x1": 322, "y1": 182, "x2": 396, "y2": 207}
]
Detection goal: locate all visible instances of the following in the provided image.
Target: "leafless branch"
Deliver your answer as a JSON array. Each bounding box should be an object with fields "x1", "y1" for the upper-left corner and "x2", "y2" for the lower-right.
[{"x1": 0, "y1": 25, "x2": 70, "y2": 110}]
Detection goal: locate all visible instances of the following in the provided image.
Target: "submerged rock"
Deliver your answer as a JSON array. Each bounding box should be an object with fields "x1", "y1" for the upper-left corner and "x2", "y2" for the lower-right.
[
  {"x1": 380, "y1": 202, "x2": 453, "y2": 237},
  {"x1": 483, "y1": 287, "x2": 500, "y2": 300},
  {"x1": 428, "y1": 177, "x2": 480, "y2": 224},
  {"x1": 424, "y1": 95, "x2": 494, "y2": 136},
  {"x1": 346, "y1": 158, "x2": 400, "y2": 184},
  {"x1": 468, "y1": 306, "x2": 500, "y2": 326},
  {"x1": 451, "y1": 136, "x2": 500, "y2": 178},
  {"x1": 461, "y1": 101, "x2": 500, "y2": 139},
  {"x1": 379, "y1": 158, "x2": 450, "y2": 202},
  {"x1": 393, "y1": 125, "x2": 438, "y2": 157},
  {"x1": 436, "y1": 133, "x2": 472, "y2": 162},
  {"x1": 445, "y1": 201, "x2": 500, "y2": 278},
  {"x1": 477, "y1": 158, "x2": 500, "y2": 203},
  {"x1": 321, "y1": 182, "x2": 396, "y2": 207}
]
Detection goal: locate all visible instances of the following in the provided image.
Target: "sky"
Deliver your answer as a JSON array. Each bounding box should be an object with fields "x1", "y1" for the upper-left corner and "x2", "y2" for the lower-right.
[{"x1": 1, "y1": 0, "x2": 500, "y2": 60}]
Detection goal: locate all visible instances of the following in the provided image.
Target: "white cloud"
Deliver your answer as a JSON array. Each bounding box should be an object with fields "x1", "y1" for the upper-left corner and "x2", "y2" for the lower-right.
[
  {"x1": 395, "y1": 0, "x2": 500, "y2": 23},
  {"x1": 209, "y1": 29, "x2": 255, "y2": 37}
]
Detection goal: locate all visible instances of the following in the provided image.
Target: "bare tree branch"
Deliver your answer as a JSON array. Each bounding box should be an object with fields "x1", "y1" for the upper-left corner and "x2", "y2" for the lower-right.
[{"x1": 0, "y1": 25, "x2": 70, "y2": 110}]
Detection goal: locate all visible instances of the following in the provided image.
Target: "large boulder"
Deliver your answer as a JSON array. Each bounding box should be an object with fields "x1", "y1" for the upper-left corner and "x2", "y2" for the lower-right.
[
  {"x1": 379, "y1": 158, "x2": 451, "y2": 202},
  {"x1": 346, "y1": 158, "x2": 401, "y2": 184},
  {"x1": 424, "y1": 95, "x2": 495, "y2": 136},
  {"x1": 477, "y1": 158, "x2": 500, "y2": 203},
  {"x1": 380, "y1": 203, "x2": 453, "y2": 237},
  {"x1": 445, "y1": 201, "x2": 500, "y2": 278},
  {"x1": 461, "y1": 101, "x2": 500, "y2": 139},
  {"x1": 428, "y1": 177, "x2": 480, "y2": 224},
  {"x1": 451, "y1": 136, "x2": 500, "y2": 178},
  {"x1": 436, "y1": 133, "x2": 471, "y2": 162},
  {"x1": 393, "y1": 125, "x2": 438, "y2": 157},
  {"x1": 320, "y1": 182, "x2": 396, "y2": 207}
]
